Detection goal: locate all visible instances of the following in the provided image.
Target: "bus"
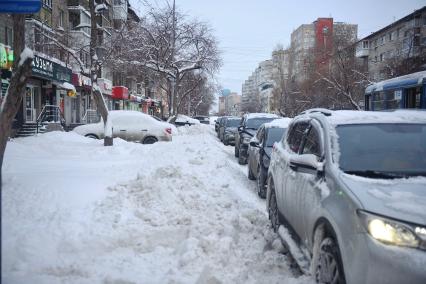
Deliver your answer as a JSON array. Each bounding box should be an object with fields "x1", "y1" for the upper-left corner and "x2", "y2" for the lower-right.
[{"x1": 364, "y1": 71, "x2": 426, "y2": 111}]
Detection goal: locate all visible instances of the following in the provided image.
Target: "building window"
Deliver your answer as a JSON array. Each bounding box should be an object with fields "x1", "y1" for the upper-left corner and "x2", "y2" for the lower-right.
[
  {"x1": 379, "y1": 36, "x2": 385, "y2": 45},
  {"x1": 388, "y1": 32, "x2": 394, "y2": 41},
  {"x1": 422, "y1": 37, "x2": 426, "y2": 46},
  {"x1": 404, "y1": 30, "x2": 410, "y2": 37},
  {"x1": 379, "y1": 53, "x2": 384, "y2": 62},
  {"x1": 362, "y1": 40, "x2": 369, "y2": 48},
  {"x1": 114, "y1": 0, "x2": 123, "y2": 5},
  {"x1": 58, "y1": 9, "x2": 64, "y2": 28},
  {"x1": 4, "y1": 26, "x2": 13, "y2": 46}
]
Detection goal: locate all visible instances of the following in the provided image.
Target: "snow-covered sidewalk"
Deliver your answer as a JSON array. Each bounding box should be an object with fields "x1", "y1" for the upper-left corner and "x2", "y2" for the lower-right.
[{"x1": 2, "y1": 125, "x2": 312, "y2": 283}]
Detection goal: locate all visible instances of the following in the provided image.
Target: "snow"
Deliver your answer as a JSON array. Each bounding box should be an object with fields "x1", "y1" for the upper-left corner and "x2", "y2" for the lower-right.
[
  {"x1": 264, "y1": 117, "x2": 292, "y2": 129},
  {"x1": 2, "y1": 125, "x2": 311, "y2": 284},
  {"x1": 323, "y1": 109, "x2": 426, "y2": 125},
  {"x1": 62, "y1": 82, "x2": 76, "y2": 92},
  {"x1": 95, "y1": 3, "x2": 107, "y2": 14},
  {"x1": 245, "y1": 113, "x2": 279, "y2": 119},
  {"x1": 18, "y1": 47, "x2": 34, "y2": 66}
]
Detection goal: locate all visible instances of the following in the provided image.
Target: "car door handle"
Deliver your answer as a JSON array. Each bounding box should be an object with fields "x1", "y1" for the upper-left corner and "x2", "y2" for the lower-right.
[
  {"x1": 289, "y1": 162, "x2": 298, "y2": 171},
  {"x1": 141, "y1": 129, "x2": 148, "y2": 131},
  {"x1": 119, "y1": 129, "x2": 126, "y2": 132}
]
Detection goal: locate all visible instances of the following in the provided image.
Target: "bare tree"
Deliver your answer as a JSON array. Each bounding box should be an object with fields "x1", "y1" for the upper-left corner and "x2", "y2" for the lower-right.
[
  {"x1": 108, "y1": 0, "x2": 221, "y2": 116},
  {"x1": 0, "y1": 15, "x2": 34, "y2": 188}
]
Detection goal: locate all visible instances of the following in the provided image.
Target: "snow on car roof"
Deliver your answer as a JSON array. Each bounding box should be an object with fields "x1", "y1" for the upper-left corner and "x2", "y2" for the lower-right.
[
  {"x1": 245, "y1": 113, "x2": 279, "y2": 119},
  {"x1": 321, "y1": 110, "x2": 426, "y2": 125},
  {"x1": 109, "y1": 110, "x2": 152, "y2": 118},
  {"x1": 264, "y1": 117, "x2": 292, "y2": 128}
]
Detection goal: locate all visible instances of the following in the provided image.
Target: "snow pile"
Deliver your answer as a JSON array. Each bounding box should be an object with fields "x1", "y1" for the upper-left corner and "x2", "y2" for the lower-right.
[
  {"x1": 265, "y1": 117, "x2": 292, "y2": 128},
  {"x1": 2, "y1": 128, "x2": 311, "y2": 283}
]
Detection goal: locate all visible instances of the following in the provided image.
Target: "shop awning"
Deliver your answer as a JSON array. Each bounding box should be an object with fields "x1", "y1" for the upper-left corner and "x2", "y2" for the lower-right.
[{"x1": 112, "y1": 86, "x2": 129, "y2": 100}]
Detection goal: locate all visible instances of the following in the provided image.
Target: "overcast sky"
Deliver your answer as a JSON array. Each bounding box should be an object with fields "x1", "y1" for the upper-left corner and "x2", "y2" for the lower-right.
[{"x1": 129, "y1": 0, "x2": 425, "y2": 97}]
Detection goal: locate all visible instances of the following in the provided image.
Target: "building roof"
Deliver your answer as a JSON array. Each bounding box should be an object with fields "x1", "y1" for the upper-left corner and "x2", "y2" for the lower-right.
[{"x1": 358, "y1": 6, "x2": 426, "y2": 41}]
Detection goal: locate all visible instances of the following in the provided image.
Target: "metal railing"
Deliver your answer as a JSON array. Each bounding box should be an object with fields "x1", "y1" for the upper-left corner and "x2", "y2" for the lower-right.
[
  {"x1": 36, "y1": 105, "x2": 64, "y2": 133},
  {"x1": 82, "y1": 109, "x2": 101, "y2": 124}
]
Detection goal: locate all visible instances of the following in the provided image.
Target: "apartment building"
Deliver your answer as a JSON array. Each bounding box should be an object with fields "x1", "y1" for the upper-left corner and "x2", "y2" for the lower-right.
[{"x1": 355, "y1": 6, "x2": 426, "y2": 81}]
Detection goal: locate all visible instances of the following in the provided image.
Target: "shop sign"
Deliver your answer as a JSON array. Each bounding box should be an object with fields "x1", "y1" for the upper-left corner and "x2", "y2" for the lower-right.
[
  {"x1": 32, "y1": 55, "x2": 54, "y2": 79},
  {"x1": 32, "y1": 54, "x2": 72, "y2": 83},
  {"x1": 98, "y1": 78, "x2": 112, "y2": 95},
  {"x1": 0, "y1": 0, "x2": 41, "y2": 13}
]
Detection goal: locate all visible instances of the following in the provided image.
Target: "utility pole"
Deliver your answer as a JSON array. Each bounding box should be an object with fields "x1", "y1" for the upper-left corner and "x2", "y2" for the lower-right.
[{"x1": 170, "y1": 0, "x2": 176, "y2": 115}]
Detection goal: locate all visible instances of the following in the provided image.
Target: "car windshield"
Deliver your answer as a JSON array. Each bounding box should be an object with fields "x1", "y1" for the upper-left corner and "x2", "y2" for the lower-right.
[
  {"x1": 266, "y1": 128, "x2": 286, "y2": 147},
  {"x1": 226, "y1": 119, "x2": 240, "y2": 127},
  {"x1": 336, "y1": 124, "x2": 426, "y2": 178},
  {"x1": 246, "y1": 118, "x2": 275, "y2": 129}
]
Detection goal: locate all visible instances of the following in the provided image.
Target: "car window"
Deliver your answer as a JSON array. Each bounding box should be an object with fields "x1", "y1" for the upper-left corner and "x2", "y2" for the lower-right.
[
  {"x1": 226, "y1": 119, "x2": 240, "y2": 127},
  {"x1": 287, "y1": 122, "x2": 309, "y2": 153},
  {"x1": 266, "y1": 127, "x2": 285, "y2": 147},
  {"x1": 301, "y1": 126, "x2": 321, "y2": 159}
]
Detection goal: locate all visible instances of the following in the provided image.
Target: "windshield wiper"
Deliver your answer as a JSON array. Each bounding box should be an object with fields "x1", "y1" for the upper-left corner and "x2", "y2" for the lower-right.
[{"x1": 344, "y1": 170, "x2": 406, "y2": 179}]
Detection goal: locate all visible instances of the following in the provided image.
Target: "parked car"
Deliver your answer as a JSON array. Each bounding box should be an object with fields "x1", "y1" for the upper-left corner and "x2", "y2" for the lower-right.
[
  {"x1": 247, "y1": 118, "x2": 291, "y2": 198},
  {"x1": 219, "y1": 117, "x2": 241, "y2": 145},
  {"x1": 267, "y1": 109, "x2": 426, "y2": 284},
  {"x1": 215, "y1": 116, "x2": 223, "y2": 133},
  {"x1": 217, "y1": 116, "x2": 231, "y2": 138},
  {"x1": 73, "y1": 110, "x2": 174, "y2": 144},
  {"x1": 167, "y1": 114, "x2": 200, "y2": 126},
  {"x1": 192, "y1": 115, "x2": 210, "y2": 124},
  {"x1": 234, "y1": 113, "x2": 279, "y2": 165}
]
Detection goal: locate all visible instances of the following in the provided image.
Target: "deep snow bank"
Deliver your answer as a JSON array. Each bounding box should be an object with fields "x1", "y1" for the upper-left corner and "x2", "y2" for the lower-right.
[{"x1": 3, "y1": 127, "x2": 312, "y2": 283}]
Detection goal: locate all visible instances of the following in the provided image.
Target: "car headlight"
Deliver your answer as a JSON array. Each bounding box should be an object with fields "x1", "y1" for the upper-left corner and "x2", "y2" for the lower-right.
[
  {"x1": 243, "y1": 136, "x2": 251, "y2": 144},
  {"x1": 358, "y1": 210, "x2": 425, "y2": 249},
  {"x1": 262, "y1": 154, "x2": 270, "y2": 168}
]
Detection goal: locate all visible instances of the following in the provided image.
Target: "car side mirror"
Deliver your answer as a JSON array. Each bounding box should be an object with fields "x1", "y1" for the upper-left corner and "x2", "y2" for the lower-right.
[
  {"x1": 249, "y1": 141, "x2": 260, "y2": 147},
  {"x1": 289, "y1": 154, "x2": 324, "y2": 174},
  {"x1": 238, "y1": 126, "x2": 243, "y2": 132}
]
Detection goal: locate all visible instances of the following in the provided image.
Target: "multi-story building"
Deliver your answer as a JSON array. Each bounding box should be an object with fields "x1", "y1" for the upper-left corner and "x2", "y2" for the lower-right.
[
  {"x1": 355, "y1": 6, "x2": 426, "y2": 81},
  {"x1": 271, "y1": 48, "x2": 290, "y2": 113},
  {"x1": 290, "y1": 18, "x2": 357, "y2": 82}
]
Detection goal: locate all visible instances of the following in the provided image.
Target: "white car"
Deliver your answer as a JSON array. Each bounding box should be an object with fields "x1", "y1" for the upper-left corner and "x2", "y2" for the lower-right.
[
  {"x1": 74, "y1": 110, "x2": 174, "y2": 144},
  {"x1": 167, "y1": 114, "x2": 201, "y2": 126}
]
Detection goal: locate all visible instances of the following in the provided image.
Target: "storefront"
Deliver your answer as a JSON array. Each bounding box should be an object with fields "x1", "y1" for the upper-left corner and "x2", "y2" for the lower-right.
[
  {"x1": 142, "y1": 97, "x2": 162, "y2": 116},
  {"x1": 111, "y1": 86, "x2": 129, "y2": 110},
  {"x1": 22, "y1": 54, "x2": 73, "y2": 125},
  {"x1": 72, "y1": 73, "x2": 92, "y2": 122},
  {"x1": 0, "y1": 43, "x2": 13, "y2": 107},
  {"x1": 129, "y1": 94, "x2": 142, "y2": 111}
]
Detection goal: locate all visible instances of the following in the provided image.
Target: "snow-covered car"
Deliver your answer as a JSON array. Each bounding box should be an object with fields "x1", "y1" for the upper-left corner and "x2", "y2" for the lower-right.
[
  {"x1": 267, "y1": 109, "x2": 426, "y2": 284},
  {"x1": 167, "y1": 114, "x2": 200, "y2": 126},
  {"x1": 219, "y1": 117, "x2": 240, "y2": 145},
  {"x1": 192, "y1": 115, "x2": 210, "y2": 124},
  {"x1": 247, "y1": 118, "x2": 291, "y2": 198},
  {"x1": 73, "y1": 110, "x2": 174, "y2": 144},
  {"x1": 234, "y1": 113, "x2": 279, "y2": 165}
]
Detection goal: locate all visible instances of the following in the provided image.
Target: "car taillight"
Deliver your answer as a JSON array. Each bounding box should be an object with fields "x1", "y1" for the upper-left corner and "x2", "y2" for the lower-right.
[{"x1": 165, "y1": 128, "x2": 172, "y2": 135}]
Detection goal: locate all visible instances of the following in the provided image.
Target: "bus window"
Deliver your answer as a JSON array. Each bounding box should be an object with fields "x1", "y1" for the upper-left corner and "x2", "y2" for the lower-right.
[
  {"x1": 372, "y1": 91, "x2": 385, "y2": 110},
  {"x1": 386, "y1": 90, "x2": 402, "y2": 109},
  {"x1": 405, "y1": 87, "x2": 422, "y2": 109}
]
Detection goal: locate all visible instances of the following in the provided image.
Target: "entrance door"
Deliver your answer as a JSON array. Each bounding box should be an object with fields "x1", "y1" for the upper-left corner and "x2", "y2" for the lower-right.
[{"x1": 25, "y1": 86, "x2": 35, "y2": 122}]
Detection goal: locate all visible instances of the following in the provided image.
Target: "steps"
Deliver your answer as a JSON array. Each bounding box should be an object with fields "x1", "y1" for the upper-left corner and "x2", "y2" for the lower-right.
[{"x1": 15, "y1": 123, "x2": 45, "y2": 138}]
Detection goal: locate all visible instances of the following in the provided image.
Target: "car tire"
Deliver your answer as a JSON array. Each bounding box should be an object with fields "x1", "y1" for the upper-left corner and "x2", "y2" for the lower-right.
[
  {"x1": 247, "y1": 163, "x2": 256, "y2": 180},
  {"x1": 268, "y1": 183, "x2": 280, "y2": 233},
  {"x1": 223, "y1": 139, "x2": 229, "y2": 146},
  {"x1": 143, "y1": 136, "x2": 158, "y2": 144},
  {"x1": 85, "y1": 134, "x2": 98, "y2": 139},
  {"x1": 314, "y1": 236, "x2": 346, "y2": 284},
  {"x1": 238, "y1": 148, "x2": 246, "y2": 165},
  {"x1": 235, "y1": 144, "x2": 239, "y2": 157},
  {"x1": 257, "y1": 165, "x2": 266, "y2": 199}
]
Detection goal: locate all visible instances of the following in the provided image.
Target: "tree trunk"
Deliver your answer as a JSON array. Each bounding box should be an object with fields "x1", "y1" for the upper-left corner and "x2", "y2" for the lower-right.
[
  {"x1": 0, "y1": 15, "x2": 33, "y2": 189},
  {"x1": 90, "y1": 0, "x2": 112, "y2": 146}
]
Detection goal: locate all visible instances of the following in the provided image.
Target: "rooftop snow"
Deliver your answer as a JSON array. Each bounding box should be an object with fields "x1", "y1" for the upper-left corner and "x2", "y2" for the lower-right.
[
  {"x1": 245, "y1": 113, "x2": 279, "y2": 119},
  {"x1": 264, "y1": 117, "x2": 292, "y2": 128},
  {"x1": 317, "y1": 110, "x2": 426, "y2": 125}
]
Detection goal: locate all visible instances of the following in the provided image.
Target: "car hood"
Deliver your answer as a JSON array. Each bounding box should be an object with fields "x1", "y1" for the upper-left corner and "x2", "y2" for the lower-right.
[
  {"x1": 225, "y1": 127, "x2": 238, "y2": 133},
  {"x1": 340, "y1": 173, "x2": 426, "y2": 225}
]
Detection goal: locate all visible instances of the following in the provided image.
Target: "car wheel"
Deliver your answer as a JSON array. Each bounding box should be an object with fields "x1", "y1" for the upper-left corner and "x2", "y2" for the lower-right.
[
  {"x1": 247, "y1": 163, "x2": 256, "y2": 180},
  {"x1": 257, "y1": 165, "x2": 266, "y2": 199},
  {"x1": 223, "y1": 139, "x2": 229, "y2": 146},
  {"x1": 238, "y1": 148, "x2": 246, "y2": 165},
  {"x1": 268, "y1": 183, "x2": 280, "y2": 233},
  {"x1": 85, "y1": 134, "x2": 98, "y2": 139},
  {"x1": 143, "y1": 136, "x2": 158, "y2": 144},
  {"x1": 315, "y1": 237, "x2": 346, "y2": 284},
  {"x1": 235, "y1": 144, "x2": 239, "y2": 157}
]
